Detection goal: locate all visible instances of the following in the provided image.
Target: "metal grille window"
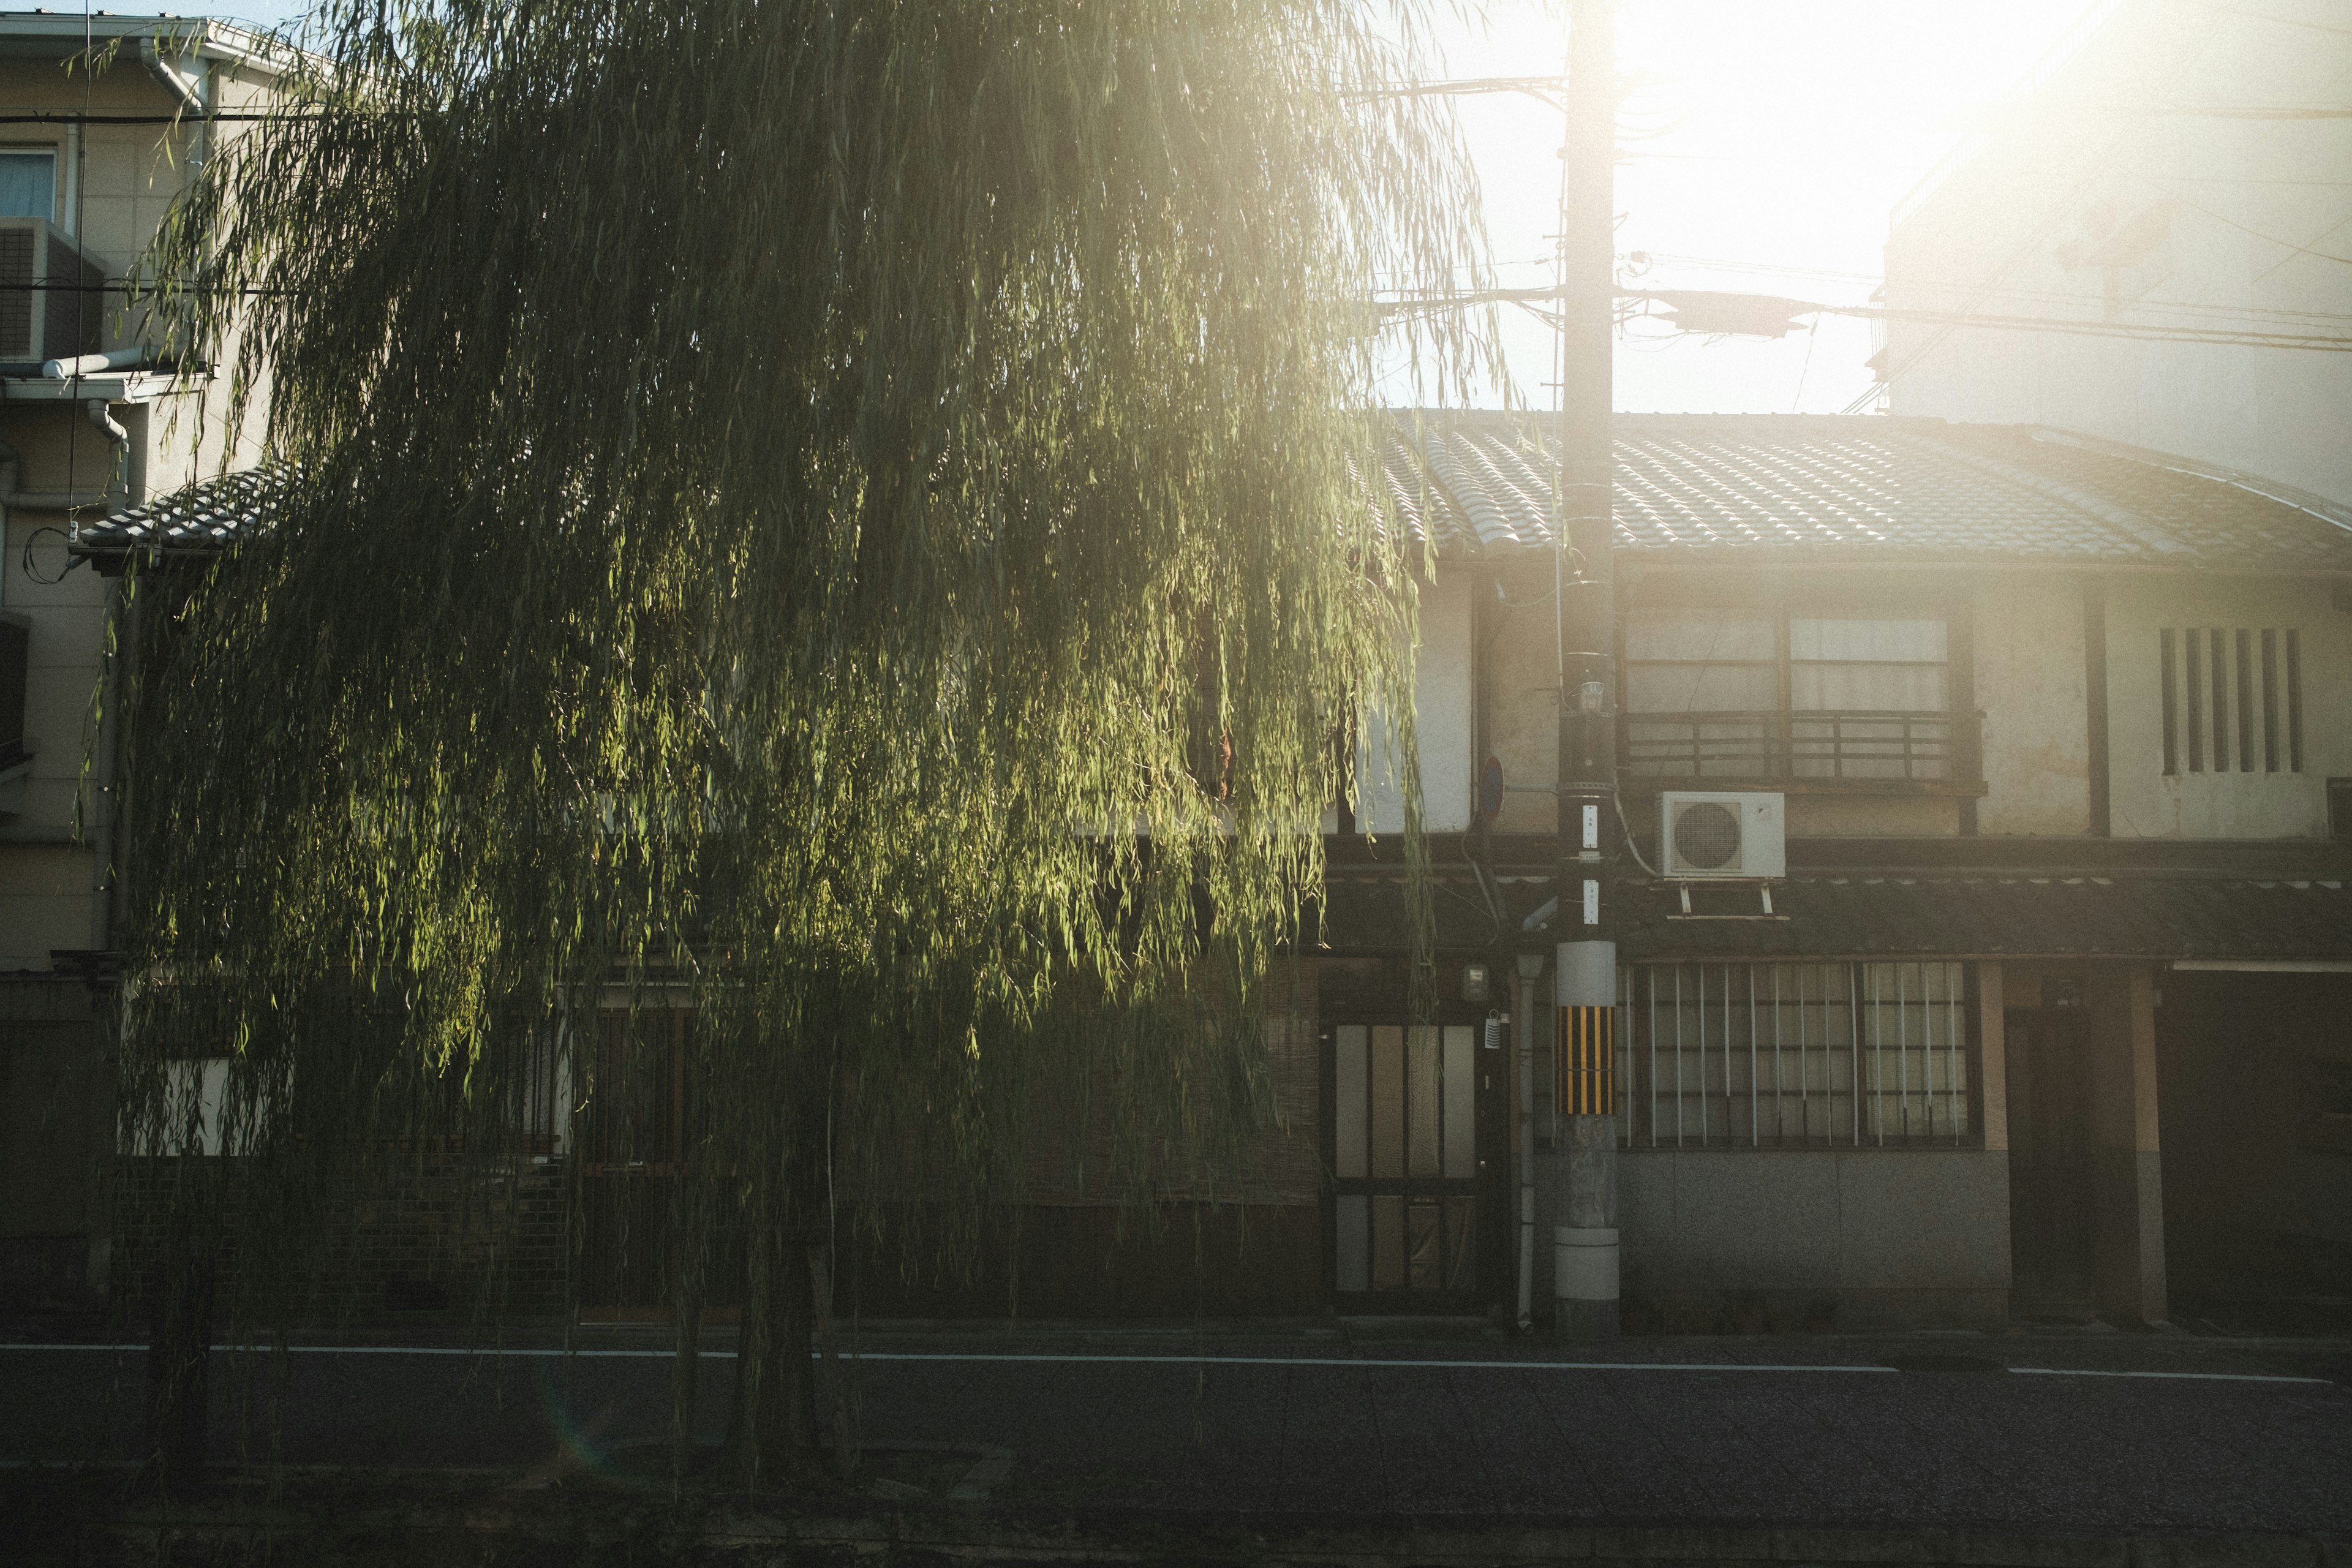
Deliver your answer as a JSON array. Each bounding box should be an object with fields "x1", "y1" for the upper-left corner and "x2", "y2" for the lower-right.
[{"x1": 1619, "y1": 962, "x2": 1973, "y2": 1148}]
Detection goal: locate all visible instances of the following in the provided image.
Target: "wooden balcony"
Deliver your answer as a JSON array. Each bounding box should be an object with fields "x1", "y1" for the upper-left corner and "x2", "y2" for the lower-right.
[{"x1": 1619, "y1": 708, "x2": 1986, "y2": 796}]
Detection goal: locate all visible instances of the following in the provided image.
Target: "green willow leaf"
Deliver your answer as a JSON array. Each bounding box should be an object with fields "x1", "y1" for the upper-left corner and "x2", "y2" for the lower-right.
[{"x1": 115, "y1": 0, "x2": 1493, "y2": 1488}]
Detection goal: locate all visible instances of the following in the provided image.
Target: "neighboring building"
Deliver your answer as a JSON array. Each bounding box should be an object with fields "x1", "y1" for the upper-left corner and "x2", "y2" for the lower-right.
[
  {"x1": 1878, "y1": 0, "x2": 2352, "y2": 509},
  {"x1": 0, "y1": 14, "x2": 282, "y2": 1312},
  {"x1": 70, "y1": 410, "x2": 2352, "y2": 1333}
]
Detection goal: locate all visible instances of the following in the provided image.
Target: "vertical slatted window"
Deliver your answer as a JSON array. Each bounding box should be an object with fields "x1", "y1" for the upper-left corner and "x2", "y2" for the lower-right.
[
  {"x1": 1621, "y1": 962, "x2": 1970, "y2": 1149},
  {"x1": 2185, "y1": 630, "x2": 2204, "y2": 772},
  {"x1": 2209, "y1": 628, "x2": 2230, "y2": 772},
  {"x1": 2158, "y1": 630, "x2": 2179, "y2": 776},
  {"x1": 2234, "y1": 628, "x2": 2255, "y2": 773},
  {"x1": 2286, "y1": 630, "x2": 2304, "y2": 773},
  {"x1": 2261, "y1": 630, "x2": 2280, "y2": 775},
  {"x1": 2162, "y1": 626, "x2": 2301, "y2": 777}
]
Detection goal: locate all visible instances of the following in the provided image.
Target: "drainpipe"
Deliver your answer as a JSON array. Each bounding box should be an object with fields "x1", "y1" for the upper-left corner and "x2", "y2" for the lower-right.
[
  {"x1": 0, "y1": 415, "x2": 126, "y2": 514},
  {"x1": 81, "y1": 404, "x2": 137, "y2": 954},
  {"x1": 141, "y1": 40, "x2": 213, "y2": 184},
  {"x1": 1513, "y1": 951, "x2": 1547, "y2": 1332}
]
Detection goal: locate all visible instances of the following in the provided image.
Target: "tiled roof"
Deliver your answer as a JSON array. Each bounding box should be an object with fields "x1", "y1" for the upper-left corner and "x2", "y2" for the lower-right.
[
  {"x1": 72, "y1": 415, "x2": 2352, "y2": 576},
  {"x1": 1316, "y1": 870, "x2": 2352, "y2": 962},
  {"x1": 1384, "y1": 411, "x2": 2352, "y2": 570},
  {"x1": 68, "y1": 468, "x2": 287, "y2": 569}
]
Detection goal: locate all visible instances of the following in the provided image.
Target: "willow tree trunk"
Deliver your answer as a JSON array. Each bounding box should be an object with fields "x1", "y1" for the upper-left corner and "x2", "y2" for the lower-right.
[
  {"x1": 730, "y1": 1217, "x2": 820, "y2": 1491},
  {"x1": 144, "y1": 1223, "x2": 214, "y2": 1493}
]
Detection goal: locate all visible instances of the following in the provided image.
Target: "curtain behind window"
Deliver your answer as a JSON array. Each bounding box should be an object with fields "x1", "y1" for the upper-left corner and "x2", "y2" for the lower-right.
[{"x1": 0, "y1": 151, "x2": 55, "y2": 221}]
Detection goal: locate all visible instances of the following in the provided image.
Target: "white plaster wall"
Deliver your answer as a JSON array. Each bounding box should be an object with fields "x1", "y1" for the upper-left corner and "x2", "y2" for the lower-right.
[
  {"x1": 1483, "y1": 558, "x2": 1559, "y2": 835},
  {"x1": 1975, "y1": 575, "x2": 2092, "y2": 835},
  {"x1": 2105, "y1": 573, "x2": 2346, "y2": 839},
  {"x1": 1357, "y1": 573, "x2": 1474, "y2": 834}
]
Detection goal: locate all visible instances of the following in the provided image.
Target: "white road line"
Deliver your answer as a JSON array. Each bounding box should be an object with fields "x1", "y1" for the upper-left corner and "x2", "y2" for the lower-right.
[
  {"x1": 2010, "y1": 1367, "x2": 2333, "y2": 1385},
  {"x1": 837, "y1": 1352, "x2": 1904, "y2": 1373},
  {"x1": 0, "y1": 1344, "x2": 2332, "y2": 1382}
]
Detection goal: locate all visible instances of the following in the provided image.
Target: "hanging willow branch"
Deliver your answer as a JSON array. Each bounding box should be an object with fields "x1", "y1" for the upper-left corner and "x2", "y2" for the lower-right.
[{"x1": 115, "y1": 0, "x2": 1494, "y2": 1488}]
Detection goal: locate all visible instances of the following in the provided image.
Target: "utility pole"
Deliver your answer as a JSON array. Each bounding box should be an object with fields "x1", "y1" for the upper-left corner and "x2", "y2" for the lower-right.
[{"x1": 1551, "y1": 0, "x2": 1619, "y2": 1343}]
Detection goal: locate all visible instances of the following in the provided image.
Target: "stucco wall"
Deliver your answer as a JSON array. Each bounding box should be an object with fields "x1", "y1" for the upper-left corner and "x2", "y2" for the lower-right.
[
  {"x1": 1783, "y1": 796, "x2": 1961, "y2": 839},
  {"x1": 1975, "y1": 575, "x2": 2092, "y2": 835},
  {"x1": 1485, "y1": 557, "x2": 1562, "y2": 836},
  {"x1": 1358, "y1": 573, "x2": 1475, "y2": 834},
  {"x1": 2103, "y1": 574, "x2": 2345, "y2": 839}
]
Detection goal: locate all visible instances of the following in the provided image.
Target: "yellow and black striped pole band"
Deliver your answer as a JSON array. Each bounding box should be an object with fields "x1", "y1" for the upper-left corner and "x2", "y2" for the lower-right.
[{"x1": 1556, "y1": 1005, "x2": 1616, "y2": 1116}]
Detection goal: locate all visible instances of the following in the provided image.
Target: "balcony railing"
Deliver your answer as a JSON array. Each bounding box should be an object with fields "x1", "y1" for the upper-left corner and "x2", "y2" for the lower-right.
[{"x1": 1621, "y1": 709, "x2": 1980, "y2": 786}]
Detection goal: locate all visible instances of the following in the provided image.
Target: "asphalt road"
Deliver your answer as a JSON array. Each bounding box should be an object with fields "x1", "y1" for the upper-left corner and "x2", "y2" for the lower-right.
[{"x1": 6, "y1": 1333, "x2": 2350, "y2": 1534}]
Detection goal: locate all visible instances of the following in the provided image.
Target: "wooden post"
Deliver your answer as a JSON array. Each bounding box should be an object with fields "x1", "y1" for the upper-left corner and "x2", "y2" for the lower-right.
[{"x1": 2086, "y1": 962, "x2": 2165, "y2": 1324}]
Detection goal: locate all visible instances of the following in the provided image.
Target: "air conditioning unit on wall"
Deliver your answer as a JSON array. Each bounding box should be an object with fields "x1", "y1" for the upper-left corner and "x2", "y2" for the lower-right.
[
  {"x1": 1658, "y1": 791, "x2": 1785, "y2": 880},
  {"x1": 0, "y1": 218, "x2": 104, "y2": 370}
]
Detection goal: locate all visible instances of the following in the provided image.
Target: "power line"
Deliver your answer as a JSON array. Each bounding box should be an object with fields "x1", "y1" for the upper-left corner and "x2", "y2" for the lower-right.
[
  {"x1": 2158, "y1": 187, "x2": 2352, "y2": 267},
  {"x1": 1379, "y1": 284, "x2": 2352, "y2": 352},
  {"x1": 2193, "y1": 1, "x2": 2352, "y2": 37},
  {"x1": 1630, "y1": 251, "x2": 2352, "y2": 326}
]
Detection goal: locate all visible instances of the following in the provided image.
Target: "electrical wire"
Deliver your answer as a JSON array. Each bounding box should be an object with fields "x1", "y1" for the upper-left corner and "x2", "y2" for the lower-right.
[
  {"x1": 1393, "y1": 286, "x2": 2352, "y2": 351},
  {"x1": 1634, "y1": 251, "x2": 2352, "y2": 327},
  {"x1": 1612, "y1": 792, "x2": 1662, "y2": 880},
  {"x1": 19, "y1": 525, "x2": 77, "y2": 587},
  {"x1": 2194, "y1": 0, "x2": 2352, "y2": 35},
  {"x1": 2159, "y1": 187, "x2": 2352, "y2": 267}
]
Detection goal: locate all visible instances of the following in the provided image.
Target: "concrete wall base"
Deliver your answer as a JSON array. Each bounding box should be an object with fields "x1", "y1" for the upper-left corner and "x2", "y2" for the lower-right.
[{"x1": 1621, "y1": 1286, "x2": 2011, "y2": 1336}]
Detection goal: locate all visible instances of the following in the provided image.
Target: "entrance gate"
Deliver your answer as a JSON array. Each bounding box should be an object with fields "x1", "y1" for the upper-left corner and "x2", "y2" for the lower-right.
[{"x1": 1328, "y1": 1020, "x2": 1490, "y2": 1306}]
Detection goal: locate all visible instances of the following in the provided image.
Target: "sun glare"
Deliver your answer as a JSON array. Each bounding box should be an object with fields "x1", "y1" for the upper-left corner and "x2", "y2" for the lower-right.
[{"x1": 1408, "y1": 0, "x2": 2109, "y2": 413}]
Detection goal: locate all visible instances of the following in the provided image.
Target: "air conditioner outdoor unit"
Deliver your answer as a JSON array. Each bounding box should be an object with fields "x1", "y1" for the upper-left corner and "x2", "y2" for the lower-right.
[
  {"x1": 0, "y1": 219, "x2": 104, "y2": 370},
  {"x1": 1658, "y1": 791, "x2": 1785, "y2": 881}
]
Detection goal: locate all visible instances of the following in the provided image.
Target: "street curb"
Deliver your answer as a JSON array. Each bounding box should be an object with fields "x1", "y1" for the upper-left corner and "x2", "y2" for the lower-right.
[{"x1": 17, "y1": 1479, "x2": 2351, "y2": 1568}]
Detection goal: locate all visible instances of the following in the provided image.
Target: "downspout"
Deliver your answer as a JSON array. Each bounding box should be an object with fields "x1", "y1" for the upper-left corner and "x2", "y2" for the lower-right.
[
  {"x1": 0, "y1": 412, "x2": 127, "y2": 513},
  {"x1": 140, "y1": 39, "x2": 208, "y2": 119},
  {"x1": 141, "y1": 40, "x2": 213, "y2": 184}
]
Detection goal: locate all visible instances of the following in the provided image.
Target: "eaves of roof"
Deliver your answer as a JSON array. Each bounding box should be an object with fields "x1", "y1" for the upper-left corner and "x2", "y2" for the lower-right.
[
  {"x1": 68, "y1": 411, "x2": 2352, "y2": 580},
  {"x1": 0, "y1": 13, "x2": 302, "y2": 77},
  {"x1": 1313, "y1": 868, "x2": 2352, "y2": 964},
  {"x1": 67, "y1": 467, "x2": 285, "y2": 573}
]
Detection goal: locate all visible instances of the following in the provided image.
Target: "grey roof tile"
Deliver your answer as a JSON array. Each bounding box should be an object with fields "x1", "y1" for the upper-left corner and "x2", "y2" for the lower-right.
[
  {"x1": 68, "y1": 467, "x2": 287, "y2": 567},
  {"x1": 1384, "y1": 411, "x2": 2352, "y2": 570},
  {"x1": 75, "y1": 413, "x2": 2352, "y2": 576}
]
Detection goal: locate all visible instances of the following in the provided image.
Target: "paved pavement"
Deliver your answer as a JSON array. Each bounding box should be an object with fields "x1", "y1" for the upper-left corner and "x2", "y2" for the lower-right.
[{"x1": 6, "y1": 1328, "x2": 2350, "y2": 1536}]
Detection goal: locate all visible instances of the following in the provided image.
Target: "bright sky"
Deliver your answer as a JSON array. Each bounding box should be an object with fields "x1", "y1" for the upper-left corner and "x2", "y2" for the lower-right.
[
  {"x1": 1422, "y1": 0, "x2": 2107, "y2": 413},
  {"x1": 203, "y1": 1, "x2": 2106, "y2": 414}
]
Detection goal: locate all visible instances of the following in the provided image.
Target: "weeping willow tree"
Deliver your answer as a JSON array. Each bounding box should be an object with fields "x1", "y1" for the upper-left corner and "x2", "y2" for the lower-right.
[{"x1": 116, "y1": 0, "x2": 1491, "y2": 1488}]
